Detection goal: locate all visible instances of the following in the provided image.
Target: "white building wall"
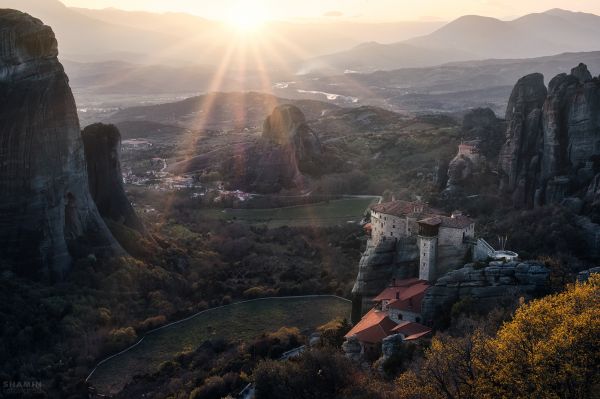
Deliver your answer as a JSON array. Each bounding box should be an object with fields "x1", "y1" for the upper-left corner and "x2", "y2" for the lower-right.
[
  {"x1": 438, "y1": 224, "x2": 474, "y2": 247},
  {"x1": 371, "y1": 211, "x2": 407, "y2": 245},
  {"x1": 419, "y1": 236, "x2": 437, "y2": 281}
]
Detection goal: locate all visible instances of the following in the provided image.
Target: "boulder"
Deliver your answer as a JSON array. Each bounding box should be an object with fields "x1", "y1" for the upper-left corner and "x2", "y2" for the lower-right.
[{"x1": 342, "y1": 336, "x2": 362, "y2": 362}]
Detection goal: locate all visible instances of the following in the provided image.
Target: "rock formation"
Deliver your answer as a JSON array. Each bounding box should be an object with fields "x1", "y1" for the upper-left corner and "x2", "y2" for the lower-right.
[
  {"x1": 169, "y1": 104, "x2": 325, "y2": 194},
  {"x1": 443, "y1": 108, "x2": 504, "y2": 194},
  {"x1": 499, "y1": 64, "x2": 600, "y2": 208},
  {"x1": 577, "y1": 266, "x2": 600, "y2": 282},
  {"x1": 446, "y1": 155, "x2": 474, "y2": 192},
  {"x1": 81, "y1": 123, "x2": 147, "y2": 235},
  {"x1": 262, "y1": 104, "x2": 321, "y2": 152},
  {"x1": 352, "y1": 238, "x2": 418, "y2": 317},
  {"x1": 498, "y1": 73, "x2": 547, "y2": 207},
  {"x1": 342, "y1": 336, "x2": 363, "y2": 362},
  {"x1": 0, "y1": 10, "x2": 121, "y2": 278},
  {"x1": 251, "y1": 105, "x2": 322, "y2": 192},
  {"x1": 421, "y1": 261, "x2": 550, "y2": 322},
  {"x1": 462, "y1": 108, "x2": 505, "y2": 160}
]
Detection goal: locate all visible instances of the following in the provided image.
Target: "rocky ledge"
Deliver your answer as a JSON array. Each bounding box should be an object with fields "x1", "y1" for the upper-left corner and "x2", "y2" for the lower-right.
[{"x1": 421, "y1": 261, "x2": 550, "y2": 322}]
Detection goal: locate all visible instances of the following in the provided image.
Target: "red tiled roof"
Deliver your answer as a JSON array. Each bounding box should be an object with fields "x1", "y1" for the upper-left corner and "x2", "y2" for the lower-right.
[
  {"x1": 373, "y1": 279, "x2": 429, "y2": 302},
  {"x1": 371, "y1": 200, "x2": 443, "y2": 218},
  {"x1": 439, "y1": 215, "x2": 474, "y2": 229},
  {"x1": 344, "y1": 309, "x2": 398, "y2": 344},
  {"x1": 388, "y1": 291, "x2": 427, "y2": 312},
  {"x1": 371, "y1": 200, "x2": 473, "y2": 230},
  {"x1": 391, "y1": 321, "x2": 432, "y2": 341},
  {"x1": 418, "y1": 217, "x2": 442, "y2": 226}
]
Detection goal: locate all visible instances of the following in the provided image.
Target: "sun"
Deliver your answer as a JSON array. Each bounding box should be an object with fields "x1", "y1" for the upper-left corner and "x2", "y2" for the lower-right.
[{"x1": 226, "y1": 0, "x2": 269, "y2": 33}]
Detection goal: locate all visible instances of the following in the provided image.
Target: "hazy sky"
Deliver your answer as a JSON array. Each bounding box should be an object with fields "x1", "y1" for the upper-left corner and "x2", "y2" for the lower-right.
[{"x1": 61, "y1": 0, "x2": 600, "y2": 22}]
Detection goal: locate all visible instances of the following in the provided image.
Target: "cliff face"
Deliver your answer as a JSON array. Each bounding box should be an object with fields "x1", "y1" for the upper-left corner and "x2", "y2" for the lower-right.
[
  {"x1": 81, "y1": 123, "x2": 146, "y2": 235},
  {"x1": 351, "y1": 238, "x2": 419, "y2": 317},
  {"x1": 499, "y1": 64, "x2": 600, "y2": 207},
  {"x1": 0, "y1": 10, "x2": 120, "y2": 278},
  {"x1": 498, "y1": 73, "x2": 547, "y2": 207}
]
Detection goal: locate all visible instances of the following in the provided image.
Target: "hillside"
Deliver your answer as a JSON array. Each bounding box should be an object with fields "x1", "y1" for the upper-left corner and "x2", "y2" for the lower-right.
[{"x1": 273, "y1": 52, "x2": 600, "y2": 115}]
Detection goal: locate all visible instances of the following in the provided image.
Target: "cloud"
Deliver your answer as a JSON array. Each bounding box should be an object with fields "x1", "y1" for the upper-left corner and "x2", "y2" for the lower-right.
[{"x1": 323, "y1": 10, "x2": 343, "y2": 17}]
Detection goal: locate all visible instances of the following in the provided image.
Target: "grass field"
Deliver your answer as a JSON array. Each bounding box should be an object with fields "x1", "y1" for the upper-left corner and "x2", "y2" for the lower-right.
[
  {"x1": 89, "y1": 296, "x2": 352, "y2": 394},
  {"x1": 196, "y1": 197, "x2": 376, "y2": 227}
]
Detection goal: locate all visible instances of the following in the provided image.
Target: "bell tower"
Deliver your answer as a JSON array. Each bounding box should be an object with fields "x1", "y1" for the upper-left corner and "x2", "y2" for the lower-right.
[{"x1": 417, "y1": 218, "x2": 440, "y2": 281}]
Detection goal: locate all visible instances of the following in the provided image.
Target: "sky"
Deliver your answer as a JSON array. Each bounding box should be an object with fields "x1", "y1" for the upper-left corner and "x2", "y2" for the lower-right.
[{"x1": 60, "y1": 0, "x2": 600, "y2": 22}]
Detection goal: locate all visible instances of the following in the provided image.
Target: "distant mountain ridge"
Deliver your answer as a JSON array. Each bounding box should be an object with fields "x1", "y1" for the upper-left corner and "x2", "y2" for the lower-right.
[
  {"x1": 307, "y1": 9, "x2": 600, "y2": 73},
  {"x1": 0, "y1": 0, "x2": 444, "y2": 66}
]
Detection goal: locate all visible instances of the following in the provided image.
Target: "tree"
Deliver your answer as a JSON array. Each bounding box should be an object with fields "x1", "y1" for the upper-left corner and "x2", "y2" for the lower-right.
[
  {"x1": 394, "y1": 332, "x2": 483, "y2": 399},
  {"x1": 475, "y1": 275, "x2": 600, "y2": 399},
  {"x1": 253, "y1": 348, "x2": 354, "y2": 399},
  {"x1": 394, "y1": 276, "x2": 600, "y2": 399}
]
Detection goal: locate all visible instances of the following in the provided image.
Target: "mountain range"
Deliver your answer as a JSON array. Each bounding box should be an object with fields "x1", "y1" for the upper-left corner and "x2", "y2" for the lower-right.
[
  {"x1": 0, "y1": 0, "x2": 443, "y2": 67},
  {"x1": 3, "y1": 1, "x2": 600, "y2": 75},
  {"x1": 308, "y1": 9, "x2": 600, "y2": 73}
]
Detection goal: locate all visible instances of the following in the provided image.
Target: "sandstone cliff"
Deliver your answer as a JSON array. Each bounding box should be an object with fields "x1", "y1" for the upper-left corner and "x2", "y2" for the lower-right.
[
  {"x1": 499, "y1": 64, "x2": 600, "y2": 208},
  {"x1": 82, "y1": 123, "x2": 147, "y2": 235},
  {"x1": 0, "y1": 10, "x2": 121, "y2": 278}
]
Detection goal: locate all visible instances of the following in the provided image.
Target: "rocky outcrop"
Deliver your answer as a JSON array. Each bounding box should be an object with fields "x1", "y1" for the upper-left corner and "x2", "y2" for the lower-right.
[
  {"x1": 352, "y1": 238, "x2": 418, "y2": 315},
  {"x1": 421, "y1": 261, "x2": 549, "y2": 323},
  {"x1": 462, "y1": 108, "x2": 505, "y2": 160},
  {"x1": 571, "y1": 63, "x2": 593, "y2": 83},
  {"x1": 499, "y1": 64, "x2": 600, "y2": 208},
  {"x1": 250, "y1": 105, "x2": 322, "y2": 192},
  {"x1": 82, "y1": 123, "x2": 146, "y2": 235},
  {"x1": 262, "y1": 104, "x2": 321, "y2": 152},
  {"x1": 342, "y1": 335, "x2": 362, "y2": 362},
  {"x1": 498, "y1": 73, "x2": 547, "y2": 207},
  {"x1": 443, "y1": 109, "x2": 505, "y2": 194},
  {"x1": 0, "y1": 10, "x2": 121, "y2": 278},
  {"x1": 446, "y1": 155, "x2": 474, "y2": 191},
  {"x1": 577, "y1": 266, "x2": 600, "y2": 282}
]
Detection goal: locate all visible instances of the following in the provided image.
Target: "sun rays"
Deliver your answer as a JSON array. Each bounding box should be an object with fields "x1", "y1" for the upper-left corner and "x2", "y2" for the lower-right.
[{"x1": 150, "y1": 7, "x2": 380, "y2": 230}]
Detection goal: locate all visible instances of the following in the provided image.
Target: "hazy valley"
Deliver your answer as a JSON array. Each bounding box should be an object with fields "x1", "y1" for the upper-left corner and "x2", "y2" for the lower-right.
[{"x1": 0, "y1": 1, "x2": 599, "y2": 399}]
